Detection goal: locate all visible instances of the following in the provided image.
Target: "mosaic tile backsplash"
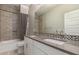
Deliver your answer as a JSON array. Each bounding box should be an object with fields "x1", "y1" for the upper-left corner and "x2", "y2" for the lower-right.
[
  {"x1": 35, "y1": 32, "x2": 79, "y2": 41},
  {"x1": 52, "y1": 34, "x2": 79, "y2": 41}
]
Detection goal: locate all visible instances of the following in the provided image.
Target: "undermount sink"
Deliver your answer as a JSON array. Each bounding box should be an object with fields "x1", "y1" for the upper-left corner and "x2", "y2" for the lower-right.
[
  {"x1": 43, "y1": 39, "x2": 65, "y2": 45},
  {"x1": 30, "y1": 35, "x2": 37, "y2": 37}
]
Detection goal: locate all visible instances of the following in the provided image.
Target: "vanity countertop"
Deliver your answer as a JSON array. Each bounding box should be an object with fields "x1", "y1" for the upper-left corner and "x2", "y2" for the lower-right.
[{"x1": 25, "y1": 35, "x2": 79, "y2": 55}]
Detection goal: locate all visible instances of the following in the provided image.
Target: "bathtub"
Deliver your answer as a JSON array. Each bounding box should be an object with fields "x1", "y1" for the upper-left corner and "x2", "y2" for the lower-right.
[{"x1": 0, "y1": 39, "x2": 24, "y2": 55}]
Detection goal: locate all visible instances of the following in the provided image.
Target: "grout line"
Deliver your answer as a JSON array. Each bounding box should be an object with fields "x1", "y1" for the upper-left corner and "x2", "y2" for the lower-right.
[{"x1": 0, "y1": 9, "x2": 20, "y2": 14}]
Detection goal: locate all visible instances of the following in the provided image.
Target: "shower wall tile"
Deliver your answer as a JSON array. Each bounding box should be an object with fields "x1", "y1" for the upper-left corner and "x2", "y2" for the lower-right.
[
  {"x1": 12, "y1": 13, "x2": 20, "y2": 39},
  {"x1": 0, "y1": 4, "x2": 20, "y2": 13},
  {"x1": 0, "y1": 11, "x2": 13, "y2": 41},
  {"x1": 0, "y1": 5, "x2": 20, "y2": 41}
]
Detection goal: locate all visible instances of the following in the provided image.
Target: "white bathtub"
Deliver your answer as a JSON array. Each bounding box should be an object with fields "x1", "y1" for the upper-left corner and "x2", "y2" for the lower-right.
[{"x1": 0, "y1": 39, "x2": 24, "y2": 54}]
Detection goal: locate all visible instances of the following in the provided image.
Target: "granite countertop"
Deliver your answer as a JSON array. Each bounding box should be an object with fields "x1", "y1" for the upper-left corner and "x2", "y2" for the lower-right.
[{"x1": 25, "y1": 35, "x2": 79, "y2": 55}]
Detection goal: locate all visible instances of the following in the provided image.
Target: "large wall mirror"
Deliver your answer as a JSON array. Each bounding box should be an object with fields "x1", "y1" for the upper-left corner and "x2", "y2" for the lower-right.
[{"x1": 35, "y1": 5, "x2": 79, "y2": 35}]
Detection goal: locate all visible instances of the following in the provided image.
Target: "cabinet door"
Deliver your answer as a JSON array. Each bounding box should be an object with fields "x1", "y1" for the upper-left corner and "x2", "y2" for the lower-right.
[
  {"x1": 32, "y1": 40, "x2": 69, "y2": 55},
  {"x1": 24, "y1": 37, "x2": 46, "y2": 55},
  {"x1": 28, "y1": 45, "x2": 46, "y2": 55},
  {"x1": 24, "y1": 37, "x2": 33, "y2": 54}
]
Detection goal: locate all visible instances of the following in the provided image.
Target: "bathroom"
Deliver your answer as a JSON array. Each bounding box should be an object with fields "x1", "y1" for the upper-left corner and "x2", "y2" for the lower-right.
[{"x1": 0, "y1": 4, "x2": 79, "y2": 55}]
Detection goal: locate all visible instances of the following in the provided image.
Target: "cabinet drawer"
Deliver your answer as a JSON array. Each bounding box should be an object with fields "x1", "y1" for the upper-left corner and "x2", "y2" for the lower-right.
[{"x1": 32, "y1": 40, "x2": 68, "y2": 55}]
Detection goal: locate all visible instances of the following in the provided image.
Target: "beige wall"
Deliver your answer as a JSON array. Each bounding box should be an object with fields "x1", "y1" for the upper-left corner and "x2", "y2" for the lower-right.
[
  {"x1": 28, "y1": 4, "x2": 41, "y2": 34},
  {"x1": 20, "y1": 4, "x2": 29, "y2": 14},
  {"x1": 0, "y1": 5, "x2": 20, "y2": 41},
  {"x1": 41, "y1": 4, "x2": 79, "y2": 34}
]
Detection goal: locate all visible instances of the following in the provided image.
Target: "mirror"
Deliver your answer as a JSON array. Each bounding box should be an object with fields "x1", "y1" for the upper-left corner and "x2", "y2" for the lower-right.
[{"x1": 35, "y1": 5, "x2": 79, "y2": 35}]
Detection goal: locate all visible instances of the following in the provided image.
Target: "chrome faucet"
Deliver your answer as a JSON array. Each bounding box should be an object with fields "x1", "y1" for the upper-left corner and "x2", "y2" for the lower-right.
[{"x1": 48, "y1": 34, "x2": 51, "y2": 38}]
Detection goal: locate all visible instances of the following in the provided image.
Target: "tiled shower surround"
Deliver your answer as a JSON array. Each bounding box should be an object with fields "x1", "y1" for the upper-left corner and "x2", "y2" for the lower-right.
[{"x1": 0, "y1": 4, "x2": 20, "y2": 41}]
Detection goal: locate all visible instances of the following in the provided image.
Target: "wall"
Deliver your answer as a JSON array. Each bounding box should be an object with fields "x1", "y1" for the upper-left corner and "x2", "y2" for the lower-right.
[
  {"x1": 28, "y1": 4, "x2": 41, "y2": 34},
  {"x1": 41, "y1": 4, "x2": 79, "y2": 34},
  {"x1": 64, "y1": 9, "x2": 79, "y2": 35},
  {"x1": 0, "y1": 4, "x2": 20, "y2": 41}
]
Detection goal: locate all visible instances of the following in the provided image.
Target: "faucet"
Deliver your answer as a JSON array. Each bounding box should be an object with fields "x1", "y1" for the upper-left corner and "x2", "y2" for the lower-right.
[{"x1": 48, "y1": 34, "x2": 51, "y2": 39}]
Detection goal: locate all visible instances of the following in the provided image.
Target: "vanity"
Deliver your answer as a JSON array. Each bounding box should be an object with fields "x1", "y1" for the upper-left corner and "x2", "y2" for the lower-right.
[
  {"x1": 24, "y1": 36, "x2": 67, "y2": 55},
  {"x1": 24, "y1": 34, "x2": 79, "y2": 55}
]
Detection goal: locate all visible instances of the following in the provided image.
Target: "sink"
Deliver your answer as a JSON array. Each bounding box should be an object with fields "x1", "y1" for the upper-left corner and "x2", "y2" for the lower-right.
[
  {"x1": 43, "y1": 39, "x2": 65, "y2": 45},
  {"x1": 30, "y1": 35, "x2": 37, "y2": 37}
]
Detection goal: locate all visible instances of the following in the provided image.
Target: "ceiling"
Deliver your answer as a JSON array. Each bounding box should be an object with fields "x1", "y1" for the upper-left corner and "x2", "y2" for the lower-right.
[
  {"x1": 21, "y1": 4, "x2": 31, "y2": 7},
  {"x1": 36, "y1": 4, "x2": 58, "y2": 16}
]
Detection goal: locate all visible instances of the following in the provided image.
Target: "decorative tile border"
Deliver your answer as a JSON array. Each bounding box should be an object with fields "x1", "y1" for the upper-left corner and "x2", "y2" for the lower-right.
[{"x1": 34, "y1": 32, "x2": 79, "y2": 41}]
